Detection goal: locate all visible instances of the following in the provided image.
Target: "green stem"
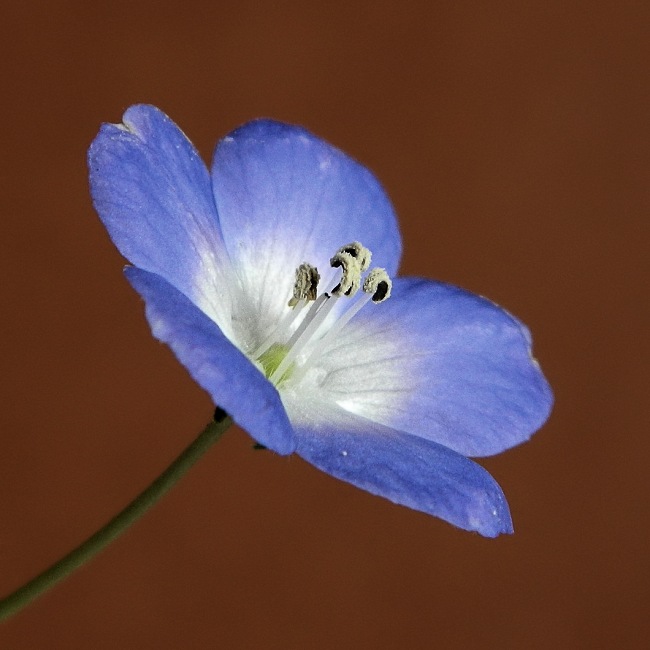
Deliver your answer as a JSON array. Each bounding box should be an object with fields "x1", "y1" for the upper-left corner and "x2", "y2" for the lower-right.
[{"x1": 0, "y1": 408, "x2": 232, "y2": 622}]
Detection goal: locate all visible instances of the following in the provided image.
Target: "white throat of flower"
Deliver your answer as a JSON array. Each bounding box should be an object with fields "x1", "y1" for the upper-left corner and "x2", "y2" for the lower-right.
[{"x1": 252, "y1": 242, "x2": 392, "y2": 387}]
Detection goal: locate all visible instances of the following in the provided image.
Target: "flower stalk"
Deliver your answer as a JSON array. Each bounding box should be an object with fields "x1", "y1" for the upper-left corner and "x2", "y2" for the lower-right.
[{"x1": 0, "y1": 408, "x2": 232, "y2": 622}]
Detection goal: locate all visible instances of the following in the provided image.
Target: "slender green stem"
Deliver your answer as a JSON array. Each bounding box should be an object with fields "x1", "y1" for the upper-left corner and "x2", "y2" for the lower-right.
[{"x1": 0, "y1": 408, "x2": 232, "y2": 622}]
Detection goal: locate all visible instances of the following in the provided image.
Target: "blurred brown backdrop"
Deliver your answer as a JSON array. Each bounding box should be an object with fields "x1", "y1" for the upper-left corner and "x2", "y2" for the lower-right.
[{"x1": 1, "y1": 1, "x2": 648, "y2": 648}]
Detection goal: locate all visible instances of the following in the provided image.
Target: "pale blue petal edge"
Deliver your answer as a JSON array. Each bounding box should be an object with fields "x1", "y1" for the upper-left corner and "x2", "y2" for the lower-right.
[
  {"x1": 294, "y1": 410, "x2": 513, "y2": 537},
  {"x1": 212, "y1": 118, "x2": 402, "y2": 277},
  {"x1": 88, "y1": 105, "x2": 228, "y2": 310}
]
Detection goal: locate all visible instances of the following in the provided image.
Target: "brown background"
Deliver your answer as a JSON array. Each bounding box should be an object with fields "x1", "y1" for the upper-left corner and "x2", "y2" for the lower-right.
[{"x1": 1, "y1": 1, "x2": 648, "y2": 648}]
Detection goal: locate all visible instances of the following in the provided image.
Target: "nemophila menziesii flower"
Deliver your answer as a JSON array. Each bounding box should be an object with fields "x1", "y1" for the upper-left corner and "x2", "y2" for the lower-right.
[{"x1": 88, "y1": 105, "x2": 552, "y2": 537}]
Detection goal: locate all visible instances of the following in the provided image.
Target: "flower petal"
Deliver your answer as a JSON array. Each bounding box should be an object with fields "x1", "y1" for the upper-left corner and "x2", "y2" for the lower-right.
[
  {"x1": 209, "y1": 119, "x2": 402, "y2": 342},
  {"x1": 124, "y1": 267, "x2": 296, "y2": 455},
  {"x1": 293, "y1": 407, "x2": 512, "y2": 537},
  {"x1": 88, "y1": 105, "x2": 234, "y2": 330},
  {"x1": 312, "y1": 278, "x2": 552, "y2": 457}
]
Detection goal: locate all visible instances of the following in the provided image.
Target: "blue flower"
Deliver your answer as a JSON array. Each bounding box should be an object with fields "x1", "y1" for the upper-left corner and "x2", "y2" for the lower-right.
[{"x1": 88, "y1": 105, "x2": 552, "y2": 537}]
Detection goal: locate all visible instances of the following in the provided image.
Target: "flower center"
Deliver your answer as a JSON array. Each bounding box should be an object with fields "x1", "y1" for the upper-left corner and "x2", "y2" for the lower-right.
[{"x1": 252, "y1": 242, "x2": 392, "y2": 386}]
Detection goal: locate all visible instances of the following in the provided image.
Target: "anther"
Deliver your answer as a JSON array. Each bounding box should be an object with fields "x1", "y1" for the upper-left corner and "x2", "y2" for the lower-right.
[
  {"x1": 338, "y1": 242, "x2": 372, "y2": 271},
  {"x1": 363, "y1": 268, "x2": 392, "y2": 303},
  {"x1": 288, "y1": 263, "x2": 320, "y2": 307},
  {"x1": 329, "y1": 251, "x2": 361, "y2": 297}
]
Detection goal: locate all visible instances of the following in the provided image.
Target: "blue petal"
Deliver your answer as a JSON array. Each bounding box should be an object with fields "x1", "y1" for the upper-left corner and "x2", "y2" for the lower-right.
[
  {"x1": 88, "y1": 105, "x2": 230, "y2": 320},
  {"x1": 318, "y1": 278, "x2": 552, "y2": 457},
  {"x1": 124, "y1": 267, "x2": 296, "y2": 455},
  {"x1": 209, "y1": 119, "x2": 402, "y2": 334},
  {"x1": 294, "y1": 409, "x2": 513, "y2": 537}
]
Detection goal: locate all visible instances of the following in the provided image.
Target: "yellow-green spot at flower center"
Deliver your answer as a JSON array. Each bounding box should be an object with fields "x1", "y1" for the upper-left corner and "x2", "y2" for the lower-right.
[{"x1": 257, "y1": 343, "x2": 293, "y2": 383}]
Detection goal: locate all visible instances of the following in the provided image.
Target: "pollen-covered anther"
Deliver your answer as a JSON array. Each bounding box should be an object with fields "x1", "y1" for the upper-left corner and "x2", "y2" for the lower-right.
[
  {"x1": 363, "y1": 267, "x2": 392, "y2": 303},
  {"x1": 288, "y1": 263, "x2": 320, "y2": 307},
  {"x1": 337, "y1": 241, "x2": 372, "y2": 272},
  {"x1": 329, "y1": 251, "x2": 362, "y2": 297}
]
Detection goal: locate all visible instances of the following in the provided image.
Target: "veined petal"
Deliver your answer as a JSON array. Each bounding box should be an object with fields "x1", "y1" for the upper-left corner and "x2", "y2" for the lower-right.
[
  {"x1": 210, "y1": 119, "x2": 402, "y2": 345},
  {"x1": 88, "y1": 105, "x2": 235, "y2": 334},
  {"x1": 311, "y1": 277, "x2": 552, "y2": 457},
  {"x1": 293, "y1": 407, "x2": 512, "y2": 537},
  {"x1": 125, "y1": 267, "x2": 296, "y2": 455}
]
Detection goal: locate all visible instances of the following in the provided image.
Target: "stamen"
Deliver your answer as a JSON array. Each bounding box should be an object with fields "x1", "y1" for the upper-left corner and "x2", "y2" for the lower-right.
[
  {"x1": 284, "y1": 292, "x2": 328, "y2": 349},
  {"x1": 338, "y1": 241, "x2": 372, "y2": 271},
  {"x1": 252, "y1": 262, "x2": 319, "y2": 358},
  {"x1": 288, "y1": 263, "x2": 320, "y2": 307},
  {"x1": 253, "y1": 242, "x2": 391, "y2": 387},
  {"x1": 293, "y1": 267, "x2": 393, "y2": 380},
  {"x1": 268, "y1": 249, "x2": 363, "y2": 383},
  {"x1": 329, "y1": 243, "x2": 370, "y2": 297},
  {"x1": 270, "y1": 293, "x2": 340, "y2": 383},
  {"x1": 329, "y1": 252, "x2": 359, "y2": 297},
  {"x1": 363, "y1": 267, "x2": 392, "y2": 302},
  {"x1": 319, "y1": 243, "x2": 371, "y2": 297}
]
